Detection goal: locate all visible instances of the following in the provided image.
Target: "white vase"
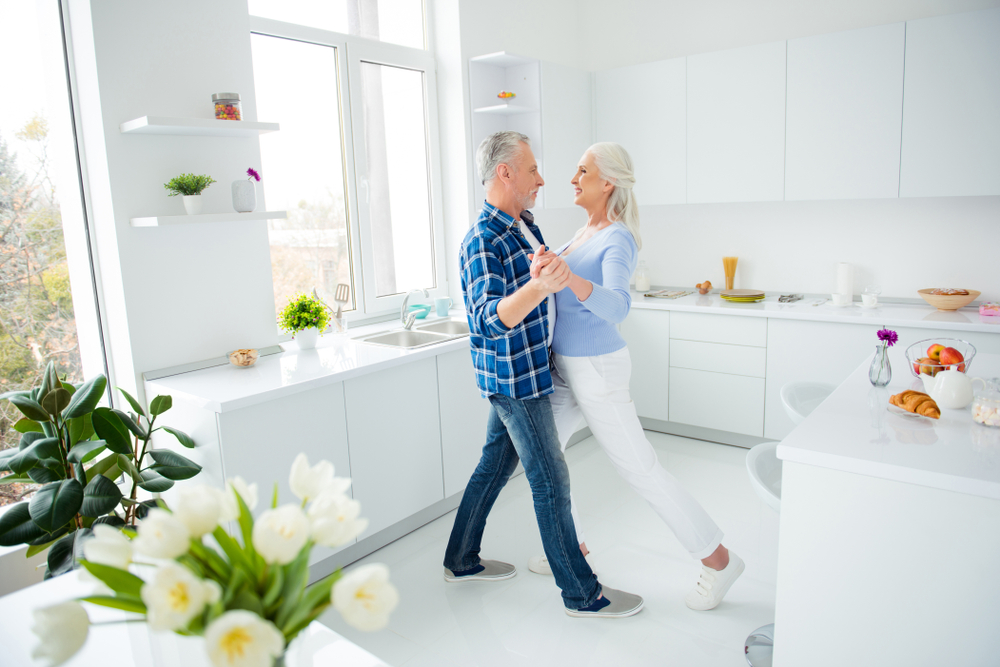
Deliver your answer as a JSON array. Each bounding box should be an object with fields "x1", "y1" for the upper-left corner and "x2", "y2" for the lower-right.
[
  {"x1": 182, "y1": 195, "x2": 202, "y2": 215},
  {"x1": 296, "y1": 327, "x2": 319, "y2": 349},
  {"x1": 232, "y1": 180, "x2": 256, "y2": 213}
]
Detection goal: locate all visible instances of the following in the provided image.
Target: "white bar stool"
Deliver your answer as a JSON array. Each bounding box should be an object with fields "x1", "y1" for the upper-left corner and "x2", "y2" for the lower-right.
[{"x1": 744, "y1": 382, "x2": 833, "y2": 666}]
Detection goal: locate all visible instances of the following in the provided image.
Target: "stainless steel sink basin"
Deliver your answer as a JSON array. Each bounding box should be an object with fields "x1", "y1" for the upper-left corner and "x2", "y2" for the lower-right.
[
  {"x1": 358, "y1": 329, "x2": 455, "y2": 349},
  {"x1": 415, "y1": 318, "x2": 470, "y2": 336}
]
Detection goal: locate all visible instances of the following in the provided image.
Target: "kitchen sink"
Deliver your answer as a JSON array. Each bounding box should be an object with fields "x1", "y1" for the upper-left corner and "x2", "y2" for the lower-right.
[
  {"x1": 415, "y1": 318, "x2": 470, "y2": 336},
  {"x1": 357, "y1": 329, "x2": 455, "y2": 349}
]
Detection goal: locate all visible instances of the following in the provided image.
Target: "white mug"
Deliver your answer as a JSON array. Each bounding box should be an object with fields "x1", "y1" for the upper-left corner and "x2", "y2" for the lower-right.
[
  {"x1": 831, "y1": 293, "x2": 852, "y2": 307},
  {"x1": 435, "y1": 297, "x2": 453, "y2": 317},
  {"x1": 861, "y1": 293, "x2": 877, "y2": 307}
]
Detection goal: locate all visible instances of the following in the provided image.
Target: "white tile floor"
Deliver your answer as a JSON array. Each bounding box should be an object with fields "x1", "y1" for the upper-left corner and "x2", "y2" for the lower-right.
[{"x1": 318, "y1": 432, "x2": 779, "y2": 666}]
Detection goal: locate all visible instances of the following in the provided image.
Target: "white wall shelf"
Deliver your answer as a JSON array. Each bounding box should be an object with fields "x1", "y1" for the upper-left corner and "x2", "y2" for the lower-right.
[
  {"x1": 473, "y1": 103, "x2": 537, "y2": 115},
  {"x1": 130, "y1": 211, "x2": 287, "y2": 227},
  {"x1": 120, "y1": 116, "x2": 279, "y2": 137}
]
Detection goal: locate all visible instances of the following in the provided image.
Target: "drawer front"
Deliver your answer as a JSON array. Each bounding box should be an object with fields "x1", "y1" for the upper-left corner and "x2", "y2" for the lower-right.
[
  {"x1": 669, "y1": 367, "x2": 765, "y2": 436},
  {"x1": 670, "y1": 339, "x2": 766, "y2": 377},
  {"x1": 670, "y1": 311, "x2": 767, "y2": 347}
]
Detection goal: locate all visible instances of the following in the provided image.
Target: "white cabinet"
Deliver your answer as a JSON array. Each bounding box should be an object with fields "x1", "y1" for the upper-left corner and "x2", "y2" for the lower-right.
[
  {"x1": 670, "y1": 339, "x2": 766, "y2": 378},
  {"x1": 669, "y1": 367, "x2": 765, "y2": 436},
  {"x1": 899, "y1": 8, "x2": 1000, "y2": 197},
  {"x1": 785, "y1": 23, "x2": 905, "y2": 200},
  {"x1": 437, "y1": 349, "x2": 491, "y2": 497},
  {"x1": 619, "y1": 308, "x2": 670, "y2": 422},
  {"x1": 594, "y1": 58, "x2": 686, "y2": 205},
  {"x1": 670, "y1": 312, "x2": 767, "y2": 347},
  {"x1": 344, "y1": 358, "x2": 444, "y2": 536},
  {"x1": 540, "y1": 62, "x2": 593, "y2": 208},
  {"x1": 217, "y1": 383, "x2": 353, "y2": 563},
  {"x1": 686, "y1": 41, "x2": 787, "y2": 203}
]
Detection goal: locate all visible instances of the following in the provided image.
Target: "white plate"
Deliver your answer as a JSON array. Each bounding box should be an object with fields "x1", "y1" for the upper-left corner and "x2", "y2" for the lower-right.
[
  {"x1": 860, "y1": 303, "x2": 879, "y2": 309},
  {"x1": 887, "y1": 403, "x2": 938, "y2": 421}
]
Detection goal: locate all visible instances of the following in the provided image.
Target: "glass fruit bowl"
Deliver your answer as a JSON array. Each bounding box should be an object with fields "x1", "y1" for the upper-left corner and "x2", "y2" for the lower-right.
[{"x1": 904, "y1": 338, "x2": 976, "y2": 378}]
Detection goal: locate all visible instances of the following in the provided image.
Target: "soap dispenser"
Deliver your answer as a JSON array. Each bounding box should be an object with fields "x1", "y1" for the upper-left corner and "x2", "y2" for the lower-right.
[{"x1": 634, "y1": 261, "x2": 650, "y2": 292}]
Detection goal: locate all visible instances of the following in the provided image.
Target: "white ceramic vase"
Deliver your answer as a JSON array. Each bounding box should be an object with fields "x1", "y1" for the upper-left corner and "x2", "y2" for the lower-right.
[
  {"x1": 232, "y1": 180, "x2": 256, "y2": 213},
  {"x1": 296, "y1": 327, "x2": 319, "y2": 349},
  {"x1": 182, "y1": 194, "x2": 202, "y2": 215}
]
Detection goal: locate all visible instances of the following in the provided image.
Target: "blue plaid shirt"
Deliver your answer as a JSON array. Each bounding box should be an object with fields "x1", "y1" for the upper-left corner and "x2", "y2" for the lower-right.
[{"x1": 461, "y1": 202, "x2": 552, "y2": 399}]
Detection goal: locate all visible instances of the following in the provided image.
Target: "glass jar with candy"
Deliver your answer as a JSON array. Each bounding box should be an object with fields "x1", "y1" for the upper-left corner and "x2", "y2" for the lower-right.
[{"x1": 213, "y1": 93, "x2": 242, "y2": 120}]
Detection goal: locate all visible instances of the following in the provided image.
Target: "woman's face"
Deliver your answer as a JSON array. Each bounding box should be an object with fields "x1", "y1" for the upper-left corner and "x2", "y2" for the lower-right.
[{"x1": 571, "y1": 151, "x2": 612, "y2": 211}]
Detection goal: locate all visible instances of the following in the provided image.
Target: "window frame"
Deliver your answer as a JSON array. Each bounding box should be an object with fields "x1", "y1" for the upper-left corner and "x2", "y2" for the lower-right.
[{"x1": 248, "y1": 15, "x2": 448, "y2": 321}]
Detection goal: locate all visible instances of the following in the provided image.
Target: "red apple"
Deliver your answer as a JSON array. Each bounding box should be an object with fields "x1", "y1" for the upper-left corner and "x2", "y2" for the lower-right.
[
  {"x1": 927, "y1": 344, "x2": 945, "y2": 361},
  {"x1": 917, "y1": 357, "x2": 939, "y2": 376},
  {"x1": 938, "y1": 347, "x2": 965, "y2": 369}
]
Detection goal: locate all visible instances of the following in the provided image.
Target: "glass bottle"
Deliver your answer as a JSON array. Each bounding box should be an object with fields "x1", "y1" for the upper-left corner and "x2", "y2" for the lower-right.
[
  {"x1": 869, "y1": 343, "x2": 892, "y2": 387},
  {"x1": 634, "y1": 260, "x2": 650, "y2": 292}
]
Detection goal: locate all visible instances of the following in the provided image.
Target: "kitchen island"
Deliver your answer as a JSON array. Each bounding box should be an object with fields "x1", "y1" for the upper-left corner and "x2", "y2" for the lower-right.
[{"x1": 772, "y1": 349, "x2": 1000, "y2": 666}]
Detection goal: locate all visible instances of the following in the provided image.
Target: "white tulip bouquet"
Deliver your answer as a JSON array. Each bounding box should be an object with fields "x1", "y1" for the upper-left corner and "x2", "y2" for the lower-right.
[{"x1": 30, "y1": 454, "x2": 398, "y2": 667}]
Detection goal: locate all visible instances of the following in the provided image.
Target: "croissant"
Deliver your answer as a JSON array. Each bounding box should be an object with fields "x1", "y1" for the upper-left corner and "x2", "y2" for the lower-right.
[{"x1": 890, "y1": 390, "x2": 941, "y2": 419}]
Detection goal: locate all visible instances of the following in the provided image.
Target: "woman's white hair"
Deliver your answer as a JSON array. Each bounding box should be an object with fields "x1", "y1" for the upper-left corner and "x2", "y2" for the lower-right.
[
  {"x1": 588, "y1": 142, "x2": 642, "y2": 250},
  {"x1": 476, "y1": 131, "x2": 530, "y2": 186}
]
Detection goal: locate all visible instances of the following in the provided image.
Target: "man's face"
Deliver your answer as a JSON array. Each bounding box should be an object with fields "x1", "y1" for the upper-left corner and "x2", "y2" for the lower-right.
[{"x1": 507, "y1": 143, "x2": 544, "y2": 211}]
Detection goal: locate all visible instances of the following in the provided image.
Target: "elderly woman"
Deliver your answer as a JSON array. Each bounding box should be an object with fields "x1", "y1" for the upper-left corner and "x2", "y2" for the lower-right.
[{"x1": 528, "y1": 142, "x2": 743, "y2": 611}]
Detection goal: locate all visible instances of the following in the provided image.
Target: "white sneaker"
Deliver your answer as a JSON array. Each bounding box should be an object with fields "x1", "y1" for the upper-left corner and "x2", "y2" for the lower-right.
[
  {"x1": 527, "y1": 553, "x2": 597, "y2": 576},
  {"x1": 684, "y1": 551, "x2": 744, "y2": 610}
]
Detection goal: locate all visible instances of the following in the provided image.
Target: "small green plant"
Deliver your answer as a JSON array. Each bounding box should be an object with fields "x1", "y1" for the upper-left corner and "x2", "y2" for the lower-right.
[
  {"x1": 278, "y1": 293, "x2": 330, "y2": 334},
  {"x1": 164, "y1": 173, "x2": 216, "y2": 197}
]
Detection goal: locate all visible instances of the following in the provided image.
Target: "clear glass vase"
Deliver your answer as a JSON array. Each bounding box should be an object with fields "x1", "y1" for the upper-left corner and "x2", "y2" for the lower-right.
[{"x1": 869, "y1": 344, "x2": 892, "y2": 387}]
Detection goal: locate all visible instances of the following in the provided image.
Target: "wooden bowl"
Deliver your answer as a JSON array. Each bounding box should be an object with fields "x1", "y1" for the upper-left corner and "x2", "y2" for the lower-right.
[{"x1": 917, "y1": 289, "x2": 980, "y2": 311}]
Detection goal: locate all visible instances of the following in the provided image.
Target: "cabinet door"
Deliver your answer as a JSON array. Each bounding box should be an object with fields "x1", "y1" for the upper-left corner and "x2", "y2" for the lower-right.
[
  {"x1": 619, "y1": 309, "x2": 669, "y2": 421},
  {"x1": 217, "y1": 383, "x2": 352, "y2": 563},
  {"x1": 594, "y1": 58, "x2": 686, "y2": 205},
  {"x1": 541, "y1": 62, "x2": 593, "y2": 209},
  {"x1": 437, "y1": 349, "x2": 491, "y2": 497},
  {"x1": 899, "y1": 8, "x2": 1000, "y2": 198},
  {"x1": 785, "y1": 23, "x2": 905, "y2": 200},
  {"x1": 670, "y1": 367, "x2": 765, "y2": 436},
  {"x1": 344, "y1": 357, "x2": 444, "y2": 536},
  {"x1": 687, "y1": 41, "x2": 786, "y2": 203}
]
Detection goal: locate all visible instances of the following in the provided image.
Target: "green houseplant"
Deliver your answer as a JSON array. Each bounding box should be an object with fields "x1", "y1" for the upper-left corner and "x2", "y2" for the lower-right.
[
  {"x1": 0, "y1": 362, "x2": 201, "y2": 577},
  {"x1": 278, "y1": 293, "x2": 330, "y2": 350},
  {"x1": 164, "y1": 173, "x2": 216, "y2": 215}
]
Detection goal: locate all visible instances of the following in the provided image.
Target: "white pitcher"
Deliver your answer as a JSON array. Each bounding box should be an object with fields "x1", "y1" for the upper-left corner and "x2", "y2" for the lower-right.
[{"x1": 919, "y1": 370, "x2": 983, "y2": 409}]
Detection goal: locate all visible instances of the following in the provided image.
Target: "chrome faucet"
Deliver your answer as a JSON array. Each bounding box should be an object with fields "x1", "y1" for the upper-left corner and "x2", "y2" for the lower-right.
[{"x1": 401, "y1": 288, "x2": 430, "y2": 329}]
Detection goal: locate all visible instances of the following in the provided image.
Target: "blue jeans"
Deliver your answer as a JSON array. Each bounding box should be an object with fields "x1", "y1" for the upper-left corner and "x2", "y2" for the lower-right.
[{"x1": 443, "y1": 393, "x2": 601, "y2": 610}]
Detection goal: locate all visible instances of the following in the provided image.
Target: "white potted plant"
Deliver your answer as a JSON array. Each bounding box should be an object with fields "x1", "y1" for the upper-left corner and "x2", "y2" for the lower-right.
[
  {"x1": 164, "y1": 173, "x2": 216, "y2": 215},
  {"x1": 278, "y1": 293, "x2": 330, "y2": 350}
]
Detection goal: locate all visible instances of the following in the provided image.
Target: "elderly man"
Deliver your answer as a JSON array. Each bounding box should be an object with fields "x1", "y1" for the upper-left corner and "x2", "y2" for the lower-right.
[{"x1": 442, "y1": 130, "x2": 643, "y2": 618}]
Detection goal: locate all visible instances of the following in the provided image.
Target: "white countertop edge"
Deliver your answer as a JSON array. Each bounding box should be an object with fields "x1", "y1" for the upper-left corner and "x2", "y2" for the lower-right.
[{"x1": 775, "y1": 444, "x2": 1000, "y2": 500}]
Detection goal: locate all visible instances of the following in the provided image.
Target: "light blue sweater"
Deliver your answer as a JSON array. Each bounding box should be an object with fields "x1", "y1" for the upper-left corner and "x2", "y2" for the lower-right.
[{"x1": 551, "y1": 223, "x2": 638, "y2": 357}]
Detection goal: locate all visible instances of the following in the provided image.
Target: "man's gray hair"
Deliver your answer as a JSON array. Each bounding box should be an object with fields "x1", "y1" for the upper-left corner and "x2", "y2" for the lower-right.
[{"x1": 476, "y1": 131, "x2": 530, "y2": 186}]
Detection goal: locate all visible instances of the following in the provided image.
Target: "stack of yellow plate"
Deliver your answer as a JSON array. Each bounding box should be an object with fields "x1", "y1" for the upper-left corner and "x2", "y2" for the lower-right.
[{"x1": 720, "y1": 289, "x2": 765, "y2": 303}]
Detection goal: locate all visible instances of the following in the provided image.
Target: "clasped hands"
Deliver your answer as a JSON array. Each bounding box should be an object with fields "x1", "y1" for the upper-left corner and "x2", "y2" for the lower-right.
[{"x1": 528, "y1": 245, "x2": 571, "y2": 294}]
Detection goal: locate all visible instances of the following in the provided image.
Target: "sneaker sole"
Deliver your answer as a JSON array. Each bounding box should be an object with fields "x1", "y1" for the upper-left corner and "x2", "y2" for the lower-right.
[
  {"x1": 565, "y1": 599, "x2": 644, "y2": 618},
  {"x1": 443, "y1": 570, "x2": 517, "y2": 583},
  {"x1": 685, "y1": 558, "x2": 745, "y2": 611}
]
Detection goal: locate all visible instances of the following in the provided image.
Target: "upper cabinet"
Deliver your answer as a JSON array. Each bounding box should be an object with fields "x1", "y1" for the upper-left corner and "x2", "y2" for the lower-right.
[
  {"x1": 785, "y1": 23, "x2": 905, "y2": 200},
  {"x1": 595, "y1": 58, "x2": 686, "y2": 206},
  {"x1": 540, "y1": 62, "x2": 594, "y2": 209},
  {"x1": 686, "y1": 41, "x2": 786, "y2": 204},
  {"x1": 899, "y1": 8, "x2": 1000, "y2": 198}
]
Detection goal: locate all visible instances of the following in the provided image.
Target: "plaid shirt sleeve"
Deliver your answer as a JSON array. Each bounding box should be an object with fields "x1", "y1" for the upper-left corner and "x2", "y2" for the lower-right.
[{"x1": 461, "y1": 233, "x2": 511, "y2": 340}]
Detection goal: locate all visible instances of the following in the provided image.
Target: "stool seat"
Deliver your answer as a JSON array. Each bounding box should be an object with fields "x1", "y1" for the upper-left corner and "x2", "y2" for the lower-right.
[
  {"x1": 746, "y1": 442, "x2": 781, "y2": 513},
  {"x1": 780, "y1": 382, "x2": 835, "y2": 425}
]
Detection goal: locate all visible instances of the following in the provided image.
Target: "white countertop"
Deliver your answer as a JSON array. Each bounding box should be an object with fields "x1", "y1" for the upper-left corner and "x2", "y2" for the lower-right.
[
  {"x1": 147, "y1": 314, "x2": 471, "y2": 413},
  {"x1": 630, "y1": 289, "x2": 1000, "y2": 333},
  {"x1": 776, "y1": 350, "x2": 1000, "y2": 500}
]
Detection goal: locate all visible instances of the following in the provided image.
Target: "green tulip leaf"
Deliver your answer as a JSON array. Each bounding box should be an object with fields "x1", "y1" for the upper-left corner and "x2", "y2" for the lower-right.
[
  {"x1": 92, "y1": 408, "x2": 133, "y2": 455},
  {"x1": 9, "y1": 395, "x2": 50, "y2": 423},
  {"x1": 116, "y1": 387, "x2": 146, "y2": 418},
  {"x1": 149, "y1": 395, "x2": 172, "y2": 416},
  {"x1": 0, "y1": 503, "x2": 48, "y2": 546},
  {"x1": 80, "y1": 595, "x2": 147, "y2": 614},
  {"x1": 28, "y1": 479, "x2": 84, "y2": 532},
  {"x1": 136, "y1": 469, "x2": 174, "y2": 493},
  {"x1": 63, "y1": 374, "x2": 108, "y2": 419},
  {"x1": 147, "y1": 450, "x2": 201, "y2": 480},
  {"x1": 112, "y1": 409, "x2": 147, "y2": 439},
  {"x1": 161, "y1": 426, "x2": 195, "y2": 448},
  {"x1": 13, "y1": 418, "x2": 43, "y2": 434},
  {"x1": 81, "y1": 474, "x2": 124, "y2": 518},
  {"x1": 79, "y1": 560, "x2": 145, "y2": 597}
]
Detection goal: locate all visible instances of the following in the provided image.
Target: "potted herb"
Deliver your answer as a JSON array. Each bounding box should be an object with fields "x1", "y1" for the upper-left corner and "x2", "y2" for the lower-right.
[
  {"x1": 164, "y1": 173, "x2": 216, "y2": 215},
  {"x1": 278, "y1": 293, "x2": 330, "y2": 350}
]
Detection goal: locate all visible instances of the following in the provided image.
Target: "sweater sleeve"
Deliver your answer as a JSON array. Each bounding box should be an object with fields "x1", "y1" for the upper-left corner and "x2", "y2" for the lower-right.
[{"x1": 579, "y1": 228, "x2": 638, "y2": 324}]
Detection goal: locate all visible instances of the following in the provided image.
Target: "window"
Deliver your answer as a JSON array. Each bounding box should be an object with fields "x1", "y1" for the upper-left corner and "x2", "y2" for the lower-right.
[
  {"x1": 247, "y1": 0, "x2": 425, "y2": 50},
  {"x1": 0, "y1": 1, "x2": 109, "y2": 506},
  {"x1": 250, "y1": 10, "x2": 444, "y2": 321}
]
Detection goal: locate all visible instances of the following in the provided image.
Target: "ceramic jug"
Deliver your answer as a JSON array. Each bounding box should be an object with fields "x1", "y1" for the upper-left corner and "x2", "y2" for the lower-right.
[{"x1": 919, "y1": 369, "x2": 983, "y2": 409}]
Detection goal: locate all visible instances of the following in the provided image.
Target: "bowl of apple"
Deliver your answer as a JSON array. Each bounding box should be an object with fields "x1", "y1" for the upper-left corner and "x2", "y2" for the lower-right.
[{"x1": 905, "y1": 338, "x2": 976, "y2": 378}]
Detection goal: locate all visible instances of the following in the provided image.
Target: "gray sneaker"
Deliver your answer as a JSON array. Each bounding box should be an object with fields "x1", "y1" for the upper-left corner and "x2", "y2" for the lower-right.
[
  {"x1": 565, "y1": 586, "x2": 644, "y2": 618},
  {"x1": 443, "y1": 559, "x2": 517, "y2": 582}
]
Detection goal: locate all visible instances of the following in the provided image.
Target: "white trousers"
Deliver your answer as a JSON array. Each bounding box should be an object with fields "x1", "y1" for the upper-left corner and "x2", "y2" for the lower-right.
[{"x1": 550, "y1": 348, "x2": 724, "y2": 561}]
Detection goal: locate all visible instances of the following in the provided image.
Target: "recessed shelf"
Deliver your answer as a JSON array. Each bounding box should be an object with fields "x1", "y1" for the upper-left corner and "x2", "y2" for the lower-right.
[
  {"x1": 130, "y1": 211, "x2": 287, "y2": 227},
  {"x1": 469, "y1": 51, "x2": 537, "y2": 68},
  {"x1": 473, "y1": 103, "x2": 537, "y2": 115},
  {"x1": 120, "y1": 116, "x2": 280, "y2": 137}
]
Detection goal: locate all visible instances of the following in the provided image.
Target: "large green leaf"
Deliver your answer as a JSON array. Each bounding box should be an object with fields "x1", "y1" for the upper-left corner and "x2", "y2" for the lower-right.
[
  {"x1": 211, "y1": 526, "x2": 254, "y2": 575},
  {"x1": 7, "y1": 437, "x2": 61, "y2": 475},
  {"x1": 0, "y1": 472, "x2": 31, "y2": 485},
  {"x1": 79, "y1": 560, "x2": 145, "y2": 597},
  {"x1": 81, "y1": 475, "x2": 123, "y2": 518},
  {"x1": 13, "y1": 418, "x2": 43, "y2": 434},
  {"x1": 68, "y1": 440, "x2": 106, "y2": 464},
  {"x1": 0, "y1": 450, "x2": 14, "y2": 472},
  {"x1": 38, "y1": 362, "x2": 59, "y2": 399},
  {"x1": 230, "y1": 589, "x2": 265, "y2": 616},
  {"x1": 19, "y1": 431, "x2": 44, "y2": 450},
  {"x1": 149, "y1": 395, "x2": 172, "y2": 416},
  {"x1": 276, "y1": 547, "x2": 311, "y2": 628},
  {"x1": 147, "y1": 450, "x2": 201, "y2": 480},
  {"x1": 47, "y1": 532, "x2": 79, "y2": 578},
  {"x1": 68, "y1": 414, "x2": 95, "y2": 447},
  {"x1": 27, "y1": 466, "x2": 62, "y2": 484},
  {"x1": 80, "y1": 595, "x2": 147, "y2": 614},
  {"x1": 116, "y1": 387, "x2": 146, "y2": 418},
  {"x1": 134, "y1": 499, "x2": 160, "y2": 521},
  {"x1": 28, "y1": 479, "x2": 84, "y2": 532},
  {"x1": 116, "y1": 454, "x2": 143, "y2": 484},
  {"x1": 93, "y1": 515, "x2": 126, "y2": 529},
  {"x1": 85, "y1": 455, "x2": 118, "y2": 482},
  {"x1": 0, "y1": 503, "x2": 47, "y2": 546},
  {"x1": 92, "y1": 408, "x2": 132, "y2": 455},
  {"x1": 9, "y1": 395, "x2": 50, "y2": 422},
  {"x1": 27, "y1": 524, "x2": 69, "y2": 546},
  {"x1": 161, "y1": 426, "x2": 195, "y2": 449},
  {"x1": 0, "y1": 389, "x2": 30, "y2": 402},
  {"x1": 41, "y1": 388, "x2": 72, "y2": 418},
  {"x1": 112, "y1": 409, "x2": 147, "y2": 439},
  {"x1": 136, "y1": 469, "x2": 173, "y2": 493},
  {"x1": 63, "y1": 374, "x2": 107, "y2": 419}
]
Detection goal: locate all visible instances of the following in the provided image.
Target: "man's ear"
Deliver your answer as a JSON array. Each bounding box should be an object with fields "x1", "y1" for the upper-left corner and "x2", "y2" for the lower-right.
[{"x1": 496, "y1": 163, "x2": 511, "y2": 183}]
